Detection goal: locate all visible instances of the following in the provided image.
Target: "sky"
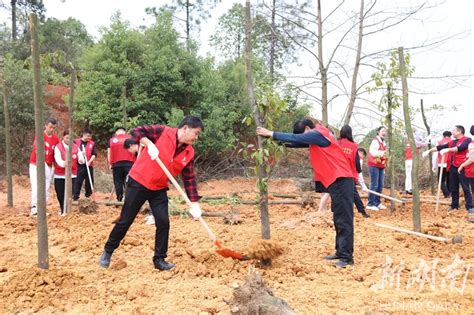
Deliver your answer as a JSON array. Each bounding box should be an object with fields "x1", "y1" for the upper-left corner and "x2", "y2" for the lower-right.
[{"x1": 2, "y1": 0, "x2": 473, "y2": 136}]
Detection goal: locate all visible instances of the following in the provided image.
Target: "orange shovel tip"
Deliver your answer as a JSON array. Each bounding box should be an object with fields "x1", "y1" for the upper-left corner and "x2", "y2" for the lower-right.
[{"x1": 213, "y1": 240, "x2": 249, "y2": 261}]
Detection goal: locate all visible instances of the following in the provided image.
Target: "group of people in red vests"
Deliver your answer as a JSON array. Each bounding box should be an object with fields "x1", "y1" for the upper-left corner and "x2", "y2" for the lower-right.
[{"x1": 29, "y1": 116, "x2": 474, "y2": 270}]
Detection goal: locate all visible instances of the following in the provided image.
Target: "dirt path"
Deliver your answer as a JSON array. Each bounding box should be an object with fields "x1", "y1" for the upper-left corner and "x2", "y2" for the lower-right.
[{"x1": 1, "y1": 177, "x2": 473, "y2": 313}]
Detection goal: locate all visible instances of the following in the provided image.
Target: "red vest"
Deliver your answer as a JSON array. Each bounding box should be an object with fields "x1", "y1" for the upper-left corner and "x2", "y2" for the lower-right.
[
  {"x1": 338, "y1": 138, "x2": 359, "y2": 182},
  {"x1": 464, "y1": 141, "x2": 474, "y2": 178},
  {"x1": 368, "y1": 137, "x2": 387, "y2": 169},
  {"x1": 75, "y1": 139, "x2": 95, "y2": 168},
  {"x1": 437, "y1": 137, "x2": 451, "y2": 168},
  {"x1": 448, "y1": 136, "x2": 469, "y2": 168},
  {"x1": 309, "y1": 125, "x2": 353, "y2": 188},
  {"x1": 405, "y1": 143, "x2": 421, "y2": 161},
  {"x1": 109, "y1": 134, "x2": 136, "y2": 165},
  {"x1": 54, "y1": 142, "x2": 79, "y2": 176},
  {"x1": 128, "y1": 126, "x2": 195, "y2": 190},
  {"x1": 29, "y1": 132, "x2": 60, "y2": 166}
]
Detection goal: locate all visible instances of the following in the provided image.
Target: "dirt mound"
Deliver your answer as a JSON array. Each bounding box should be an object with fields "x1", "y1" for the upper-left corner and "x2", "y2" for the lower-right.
[
  {"x1": 76, "y1": 199, "x2": 98, "y2": 214},
  {"x1": 247, "y1": 240, "x2": 285, "y2": 260},
  {"x1": 0, "y1": 267, "x2": 84, "y2": 312},
  {"x1": 227, "y1": 271, "x2": 295, "y2": 315}
]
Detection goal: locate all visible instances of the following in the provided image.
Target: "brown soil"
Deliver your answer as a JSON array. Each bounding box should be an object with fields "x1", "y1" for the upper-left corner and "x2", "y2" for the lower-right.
[{"x1": 1, "y1": 176, "x2": 473, "y2": 314}]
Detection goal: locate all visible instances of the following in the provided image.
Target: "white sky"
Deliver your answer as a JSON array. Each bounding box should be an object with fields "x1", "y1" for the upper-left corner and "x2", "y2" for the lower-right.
[{"x1": 2, "y1": 0, "x2": 473, "y2": 136}]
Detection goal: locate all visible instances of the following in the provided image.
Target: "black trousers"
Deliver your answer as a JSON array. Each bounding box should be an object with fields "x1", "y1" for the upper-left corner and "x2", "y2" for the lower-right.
[
  {"x1": 327, "y1": 177, "x2": 355, "y2": 261},
  {"x1": 112, "y1": 165, "x2": 132, "y2": 201},
  {"x1": 104, "y1": 177, "x2": 170, "y2": 262},
  {"x1": 353, "y1": 185, "x2": 365, "y2": 213},
  {"x1": 54, "y1": 177, "x2": 77, "y2": 213},
  {"x1": 438, "y1": 167, "x2": 450, "y2": 198},
  {"x1": 449, "y1": 167, "x2": 473, "y2": 210},
  {"x1": 73, "y1": 165, "x2": 94, "y2": 199}
]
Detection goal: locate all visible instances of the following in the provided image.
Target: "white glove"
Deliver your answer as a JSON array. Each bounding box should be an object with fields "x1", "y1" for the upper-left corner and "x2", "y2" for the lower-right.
[
  {"x1": 147, "y1": 143, "x2": 159, "y2": 160},
  {"x1": 421, "y1": 150, "x2": 430, "y2": 159},
  {"x1": 432, "y1": 167, "x2": 437, "y2": 172},
  {"x1": 189, "y1": 202, "x2": 202, "y2": 219},
  {"x1": 440, "y1": 148, "x2": 450, "y2": 156}
]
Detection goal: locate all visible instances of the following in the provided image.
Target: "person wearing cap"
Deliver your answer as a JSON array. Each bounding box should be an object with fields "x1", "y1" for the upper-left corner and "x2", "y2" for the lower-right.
[
  {"x1": 422, "y1": 125, "x2": 472, "y2": 212},
  {"x1": 99, "y1": 116, "x2": 205, "y2": 271},
  {"x1": 73, "y1": 129, "x2": 97, "y2": 200},
  {"x1": 107, "y1": 127, "x2": 136, "y2": 202},
  {"x1": 257, "y1": 118, "x2": 355, "y2": 268}
]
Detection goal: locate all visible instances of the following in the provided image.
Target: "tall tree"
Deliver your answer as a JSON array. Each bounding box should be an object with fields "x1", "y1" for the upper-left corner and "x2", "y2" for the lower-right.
[
  {"x1": 399, "y1": 46, "x2": 421, "y2": 232},
  {"x1": 30, "y1": 13, "x2": 49, "y2": 269},
  {"x1": 64, "y1": 69, "x2": 75, "y2": 215},
  {"x1": 0, "y1": 55, "x2": 13, "y2": 206},
  {"x1": 420, "y1": 98, "x2": 435, "y2": 195}
]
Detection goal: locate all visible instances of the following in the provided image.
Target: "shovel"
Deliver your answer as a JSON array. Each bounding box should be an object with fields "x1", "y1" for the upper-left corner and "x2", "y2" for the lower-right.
[
  {"x1": 154, "y1": 155, "x2": 249, "y2": 260},
  {"x1": 366, "y1": 188, "x2": 404, "y2": 204},
  {"x1": 81, "y1": 145, "x2": 96, "y2": 201},
  {"x1": 434, "y1": 154, "x2": 445, "y2": 215}
]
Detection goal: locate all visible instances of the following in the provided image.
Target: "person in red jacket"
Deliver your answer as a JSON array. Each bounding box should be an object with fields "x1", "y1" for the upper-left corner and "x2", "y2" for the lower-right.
[
  {"x1": 99, "y1": 116, "x2": 205, "y2": 271},
  {"x1": 432, "y1": 131, "x2": 452, "y2": 198},
  {"x1": 338, "y1": 125, "x2": 370, "y2": 218},
  {"x1": 404, "y1": 134, "x2": 426, "y2": 195},
  {"x1": 367, "y1": 126, "x2": 387, "y2": 211},
  {"x1": 73, "y1": 129, "x2": 97, "y2": 200},
  {"x1": 458, "y1": 125, "x2": 474, "y2": 222},
  {"x1": 107, "y1": 127, "x2": 137, "y2": 202},
  {"x1": 29, "y1": 117, "x2": 60, "y2": 216},
  {"x1": 257, "y1": 118, "x2": 355, "y2": 268},
  {"x1": 53, "y1": 130, "x2": 84, "y2": 216},
  {"x1": 423, "y1": 125, "x2": 472, "y2": 212}
]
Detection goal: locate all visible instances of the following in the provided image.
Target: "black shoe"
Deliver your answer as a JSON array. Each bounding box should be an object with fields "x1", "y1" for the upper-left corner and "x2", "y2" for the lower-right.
[
  {"x1": 323, "y1": 254, "x2": 339, "y2": 260},
  {"x1": 360, "y1": 211, "x2": 370, "y2": 218},
  {"x1": 99, "y1": 251, "x2": 112, "y2": 268},
  {"x1": 405, "y1": 190, "x2": 412, "y2": 195},
  {"x1": 335, "y1": 259, "x2": 354, "y2": 268},
  {"x1": 154, "y1": 258, "x2": 176, "y2": 271}
]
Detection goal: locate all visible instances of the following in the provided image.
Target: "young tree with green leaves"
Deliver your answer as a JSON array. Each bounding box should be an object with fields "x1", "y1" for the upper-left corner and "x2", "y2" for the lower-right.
[{"x1": 0, "y1": 55, "x2": 13, "y2": 206}]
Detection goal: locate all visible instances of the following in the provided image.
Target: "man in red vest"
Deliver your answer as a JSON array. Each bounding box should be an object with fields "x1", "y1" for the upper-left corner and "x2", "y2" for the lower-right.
[
  {"x1": 257, "y1": 119, "x2": 355, "y2": 268},
  {"x1": 73, "y1": 129, "x2": 97, "y2": 200},
  {"x1": 367, "y1": 126, "x2": 387, "y2": 211},
  {"x1": 404, "y1": 134, "x2": 426, "y2": 195},
  {"x1": 29, "y1": 117, "x2": 60, "y2": 216},
  {"x1": 423, "y1": 125, "x2": 472, "y2": 212},
  {"x1": 107, "y1": 127, "x2": 136, "y2": 202},
  {"x1": 431, "y1": 131, "x2": 452, "y2": 198},
  {"x1": 53, "y1": 130, "x2": 84, "y2": 216},
  {"x1": 100, "y1": 116, "x2": 204, "y2": 271}
]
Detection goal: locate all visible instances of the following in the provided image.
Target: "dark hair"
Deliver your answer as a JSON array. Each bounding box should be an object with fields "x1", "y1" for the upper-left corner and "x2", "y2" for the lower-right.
[
  {"x1": 455, "y1": 125, "x2": 465, "y2": 135},
  {"x1": 357, "y1": 147, "x2": 367, "y2": 157},
  {"x1": 46, "y1": 117, "x2": 57, "y2": 125},
  {"x1": 124, "y1": 138, "x2": 137, "y2": 149},
  {"x1": 470, "y1": 125, "x2": 474, "y2": 136},
  {"x1": 115, "y1": 126, "x2": 126, "y2": 133},
  {"x1": 178, "y1": 116, "x2": 204, "y2": 130},
  {"x1": 82, "y1": 128, "x2": 92, "y2": 136},
  {"x1": 442, "y1": 131, "x2": 452, "y2": 137},
  {"x1": 339, "y1": 125, "x2": 354, "y2": 143},
  {"x1": 293, "y1": 119, "x2": 315, "y2": 134},
  {"x1": 62, "y1": 130, "x2": 69, "y2": 137},
  {"x1": 377, "y1": 126, "x2": 385, "y2": 133}
]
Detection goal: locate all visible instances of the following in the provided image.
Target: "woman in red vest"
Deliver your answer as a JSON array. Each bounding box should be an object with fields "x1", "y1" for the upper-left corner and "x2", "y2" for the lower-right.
[
  {"x1": 53, "y1": 130, "x2": 84, "y2": 216},
  {"x1": 73, "y1": 129, "x2": 97, "y2": 200},
  {"x1": 100, "y1": 116, "x2": 204, "y2": 271},
  {"x1": 367, "y1": 126, "x2": 387, "y2": 211},
  {"x1": 107, "y1": 127, "x2": 137, "y2": 202},
  {"x1": 423, "y1": 125, "x2": 472, "y2": 212},
  {"x1": 339, "y1": 125, "x2": 370, "y2": 218},
  {"x1": 257, "y1": 119, "x2": 355, "y2": 268}
]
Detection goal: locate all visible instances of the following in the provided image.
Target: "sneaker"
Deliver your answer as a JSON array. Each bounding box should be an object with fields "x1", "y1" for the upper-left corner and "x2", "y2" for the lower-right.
[
  {"x1": 145, "y1": 215, "x2": 155, "y2": 225},
  {"x1": 335, "y1": 259, "x2": 354, "y2": 268},
  {"x1": 405, "y1": 190, "x2": 413, "y2": 195},
  {"x1": 154, "y1": 258, "x2": 176, "y2": 271},
  {"x1": 323, "y1": 254, "x2": 339, "y2": 260},
  {"x1": 366, "y1": 205, "x2": 379, "y2": 211},
  {"x1": 30, "y1": 206, "x2": 37, "y2": 216},
  {"x1": 467, "y1": 208, "x2": 474, "y2": 214},
  {"x1": 377, "y1": 204, "x2": 387, "y2": 210},
  {"x1": 99, "y1": 251, "x2": 113, "y2": 268}
]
